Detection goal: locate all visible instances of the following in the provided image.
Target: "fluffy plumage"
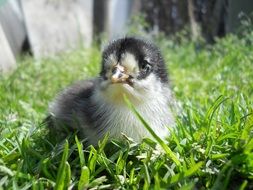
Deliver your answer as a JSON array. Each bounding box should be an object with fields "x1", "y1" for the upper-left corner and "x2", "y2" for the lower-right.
[{"x1": 47, "y1": 37, "x2": 175, "y2": 145}]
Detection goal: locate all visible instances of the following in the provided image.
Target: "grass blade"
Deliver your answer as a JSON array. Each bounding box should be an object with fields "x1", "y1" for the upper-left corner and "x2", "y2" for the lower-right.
[
  {"x1": 169, "y1": 161, "x2": 203, "y2": 184},
  {"x1": 78, "y1": 166, "x2": 90, "y2": 190},
  {"x1": 124, "y1": 95, "x2": 181, "y2": 167},
  {"x1": 75, "y1": 136, "x2": 85, "y2": 167},
  {"x1": 55, "y1": 141, "x2": 69, "y2": 190}
]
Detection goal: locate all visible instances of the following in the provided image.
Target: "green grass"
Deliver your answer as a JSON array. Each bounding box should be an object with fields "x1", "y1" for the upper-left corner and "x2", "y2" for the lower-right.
[{"x1": 0, "y1": 31, "x2": 253, "y2": 189}]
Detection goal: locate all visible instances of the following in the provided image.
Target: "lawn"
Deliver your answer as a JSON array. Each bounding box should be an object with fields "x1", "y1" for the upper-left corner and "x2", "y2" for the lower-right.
[{"x1": 0, "y1": 31, "x2": 253, "y2": 189}]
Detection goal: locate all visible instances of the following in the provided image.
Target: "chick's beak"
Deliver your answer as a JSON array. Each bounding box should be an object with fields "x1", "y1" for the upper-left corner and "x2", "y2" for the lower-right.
[{"x1": 111, "y1": 64, "x2": 130, "y2": 84}]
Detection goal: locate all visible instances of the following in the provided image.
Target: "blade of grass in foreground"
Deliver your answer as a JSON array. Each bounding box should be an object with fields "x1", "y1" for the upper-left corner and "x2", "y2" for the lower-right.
[
  {"x1": 75, "y1": 136, "x2": 85, "y2": 167},
  {"x1": 55, "y1": 140, "x2": 70, "y2": 190},
  {"x1": 78, "y1": 166, "x2": 90, "y2": 190},
  {"x1": 169, "y1": 161, "x2": 203, "y2": 184},
  {"x1": 124, "y1": 95, "x2": 181, "y2": 167},
  {"x1": 206, "y1": 95, "x2": 229, "y2": 137}
]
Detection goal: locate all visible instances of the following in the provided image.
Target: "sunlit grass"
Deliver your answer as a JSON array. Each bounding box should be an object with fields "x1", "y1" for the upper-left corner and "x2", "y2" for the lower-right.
[{"x1": 0, "y1": 32, "x2": 252, "y2": 189}]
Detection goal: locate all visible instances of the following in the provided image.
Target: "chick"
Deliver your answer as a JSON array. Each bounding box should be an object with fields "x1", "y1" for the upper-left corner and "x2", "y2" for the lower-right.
[{"x1": 48, "y1": 37, "x2": 175, "y2": 145}]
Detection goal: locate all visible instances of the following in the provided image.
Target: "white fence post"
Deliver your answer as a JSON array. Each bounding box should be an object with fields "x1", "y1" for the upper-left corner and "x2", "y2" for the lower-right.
[
  {"x1": 0, "y1": 0, "x2": 27, "y2": 57},
  {"x1": 22, "y1": 0, "x2": 93, "y2": 58},
  {"x1": 0, "y1": 23, "x2": 16, "y2": 73}
]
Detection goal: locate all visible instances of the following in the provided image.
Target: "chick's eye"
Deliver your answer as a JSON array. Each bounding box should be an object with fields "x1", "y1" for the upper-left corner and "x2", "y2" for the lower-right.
[{"x1": 141, "y1": 61, "x2": 152, "y2": 73}]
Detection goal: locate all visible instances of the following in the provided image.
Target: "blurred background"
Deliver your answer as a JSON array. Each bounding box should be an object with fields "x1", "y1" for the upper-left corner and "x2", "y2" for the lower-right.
[{"x1": 0, "y1": 0, "x2": 252, "y2": 73}]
